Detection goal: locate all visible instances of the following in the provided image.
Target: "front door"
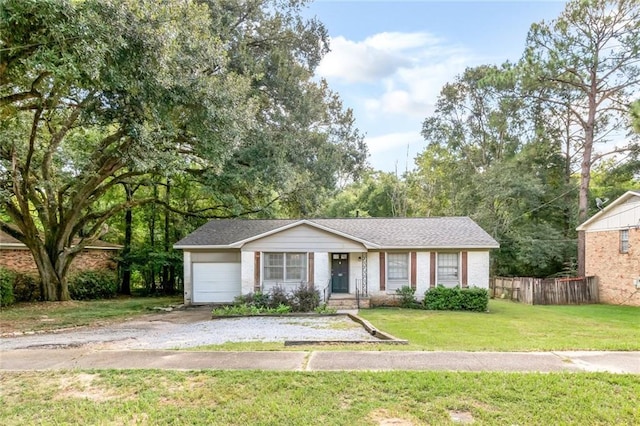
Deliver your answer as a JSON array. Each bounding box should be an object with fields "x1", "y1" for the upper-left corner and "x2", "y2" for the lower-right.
[{"x1": 331, "y1": 253, "x2": 349, "y2": 293}]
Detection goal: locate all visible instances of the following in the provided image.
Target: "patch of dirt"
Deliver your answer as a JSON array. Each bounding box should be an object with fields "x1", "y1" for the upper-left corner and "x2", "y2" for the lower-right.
[
  {"x1": 449, "y1": 410, "x2": 475, "y2": 424},
  {"x1": 139, "y1": 305, "x2": 212, "y2": 324},
  {"x1": 56, "y1": 373, "x2": 119, "y2": 402},
  {"x1": 369, "y1": 408, "x2": 415, "y2": 426}
]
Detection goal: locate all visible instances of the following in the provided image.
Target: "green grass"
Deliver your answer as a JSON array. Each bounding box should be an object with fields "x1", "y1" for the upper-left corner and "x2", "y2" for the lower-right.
[
  {"x1": 0, "y1": 296, "x2": 182, "y2": 333},
  {"x1": 359, "y1": 300, "x2": 640, "y2": 351},
  {"x1": 1, "y1": 370, "x2": 638, "y2": 425}
]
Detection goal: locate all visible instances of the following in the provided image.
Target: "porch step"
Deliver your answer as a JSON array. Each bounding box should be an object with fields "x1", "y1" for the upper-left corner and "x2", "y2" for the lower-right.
[{"x1": 326, "y1": 295, "x2": 370, "y2": 310}]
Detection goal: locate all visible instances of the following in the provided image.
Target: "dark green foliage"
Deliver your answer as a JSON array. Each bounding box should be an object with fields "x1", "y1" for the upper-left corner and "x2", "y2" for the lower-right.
[
  {"x1": 0, "y1": 268, "x2": 41, "y2": 304},
  {"x1": 227, "y1": 284, "x2": 320, "y2": 314},
  {"x1": 234, "y1": 291, "x2": 271, "y2": 309},
  {"x1": 12, "y1": 273, "x2": 41, "y2": 302},
  {"x1": 395, "y1": 285, "x2": 418, "y2": 308},
  {"x1": 290, "y1": 284, "x2": 320, "y2": 312},
  {"x1": 268, "y1": 285, "x2": 290, "y2": 308},
  {"x1": 0, "y1": 268, "x2": 15, "y2": 306},
  {"x1": 424, "y1": 286, "x2": 489, "y2": 312},
  {"x1": 212, "y1": 303, "x2": 291, "y2": 316},
  {"x1": 68, "y1": 271, "x2": 118, "y2": 300}
]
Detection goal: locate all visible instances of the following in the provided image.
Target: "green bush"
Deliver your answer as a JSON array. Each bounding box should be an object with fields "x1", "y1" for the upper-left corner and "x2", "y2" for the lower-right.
[
  {"x1": 267, "y1": 285, "x2": 289, "y2": 308},
  {"x1": 212, "y1": 303, "x2": 291, "y2": 316},
  {"x1": 68, "y1": 270, "x2": 118, "y2": 300},
  {"x1": 0, "y1": 268, "x2": 16, "y2": 306},
  {"x1": 13, "y1": 272, "x2": 41, "y2": 302},
  {"x1": 290, "y1": 283, "x2": 320, "y2": 312},
  {"x1": 235, "y1": 291, "x2": 271, "y2": 309},
  {"x1": 424, "y1": 285, "x2": 488, "y2": 312},
  {"x1": 395, "y1": 285, "x2": 418, "y2": 308}
]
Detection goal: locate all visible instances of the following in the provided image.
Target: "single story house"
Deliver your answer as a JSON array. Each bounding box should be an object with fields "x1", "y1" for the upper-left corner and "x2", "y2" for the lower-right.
[
  {"x1": 173, "y1": 217, "x2": 499, "y2": 305},
  {"x1": 576, "y1": 190, "x2": 640, "y2": 306},
  {"x1": 0, "y1": 230, "x2": 121, "y2": 276}
]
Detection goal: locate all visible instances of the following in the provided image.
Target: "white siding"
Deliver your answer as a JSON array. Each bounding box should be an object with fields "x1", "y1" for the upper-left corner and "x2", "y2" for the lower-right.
[
  {"x1": 416, "y1": 252, "x2": 430, "y2": 299},
  {"x1": 584, "y1": 198, "x2": 640, "y2": 232},
  {"x1": 367, "y1": 251, "x2": 380, "y2": 293},
  {"x1": 349, "y1": 255, "x2": 364, "y2": 293},
  {"x1": 242, "y1": 224, "x2": 366, "y2": 252},
  {"x1": 314, "y1": 252, "x2": 330, "y2": 294},
  {"x1": 241, "y1": 251, "x2": 255, "y2": 295},
  {"x1": 183, "y1": 251, "x2": 192, "y2": 305},
  {"x1": 468, "y1": 251, "x2": 490, "y2": 288}
]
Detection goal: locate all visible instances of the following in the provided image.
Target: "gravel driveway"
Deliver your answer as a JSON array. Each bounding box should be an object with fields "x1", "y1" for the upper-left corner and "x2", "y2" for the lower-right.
[{"x1": 0, "y1": 307, "x2": 378, "y2": 350}]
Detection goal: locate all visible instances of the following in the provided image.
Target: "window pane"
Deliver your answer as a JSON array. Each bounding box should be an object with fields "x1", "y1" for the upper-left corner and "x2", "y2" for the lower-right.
[
  {"x1": 264, "y1": 253, "x2": 283, "y2": 281},
  {"x1": 438, "y1": 253, "x2": 459, "y2": 285},
  {"x1": 388, "y1": 253, "x2": 408, "y2": 280},
  {"x1": 620, "y1": 229, "x2": 629, "y2": 253},
  {"x1": 286, "y1": 253, "x2": 307, "y2": 281}
]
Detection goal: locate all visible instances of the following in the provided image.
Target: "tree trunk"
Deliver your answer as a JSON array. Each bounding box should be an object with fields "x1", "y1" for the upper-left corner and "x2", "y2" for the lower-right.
[
  {"x1": 120, "y1": 183, "x2": 134, "y2": 295},
  {"x1": 149, "y1": 183, "x2": 157, "y2": 294},
  {"x1": 30, "y1": 243, "x2": 71, "y2": 301},
  {"x1": 577, "y1": 89, "x2": 597, "y2": 277},
  {"x1": 162, "y1": 178, "x2": 173, "y2": 295}
]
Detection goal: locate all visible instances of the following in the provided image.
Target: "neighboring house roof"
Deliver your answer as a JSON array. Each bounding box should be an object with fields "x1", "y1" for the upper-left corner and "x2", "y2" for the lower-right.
[
  {"x1": 0, "y1": 231, "x2": 122, "y2": 250},
  {"x1": 174, "y1": 217, "x2": 499, "y2": 250},
  {"x1": 576, "y1": 190, "x2": 640, "y2": 231}
]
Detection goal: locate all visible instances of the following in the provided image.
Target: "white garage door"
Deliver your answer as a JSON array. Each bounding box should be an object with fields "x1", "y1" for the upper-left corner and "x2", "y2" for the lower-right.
[{"x1": 192, "y1": 263, "x2": 241, "y2": 303}]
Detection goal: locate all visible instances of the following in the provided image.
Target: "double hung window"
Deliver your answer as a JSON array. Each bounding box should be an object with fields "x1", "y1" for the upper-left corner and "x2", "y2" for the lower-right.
[
  {"x1": 437, "y1": 253, "x2": 459, "y2": 286},
  {"x1": 263, "y1": 253, "x2": 307, "y2": 282}
]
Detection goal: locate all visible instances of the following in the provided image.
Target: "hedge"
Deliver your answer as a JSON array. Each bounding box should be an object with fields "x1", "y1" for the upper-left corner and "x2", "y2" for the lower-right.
[
  {"x1": 68, "y1": 270, "x2": 118, "y2": 300},
  {"x1": 424, "y1": 285, "x2": 489, "y2": 312}
]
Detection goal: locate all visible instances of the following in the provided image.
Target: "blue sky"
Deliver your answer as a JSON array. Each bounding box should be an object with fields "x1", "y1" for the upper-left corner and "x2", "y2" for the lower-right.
[{"x1": 304, "y1": 0, "x2": 568, "y2": 172}]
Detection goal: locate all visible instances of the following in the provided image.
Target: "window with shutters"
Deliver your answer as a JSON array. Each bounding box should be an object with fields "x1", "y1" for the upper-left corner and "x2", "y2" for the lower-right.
[
  {"x1": 386, "y1": 253, "x2": 409, "y2": 291},
  {"x1": 263, "y1": 252, "x2": 307, "y2": 282},
  {"x1": 437, "y1": 252, "x2": 459, "y2": 287}
]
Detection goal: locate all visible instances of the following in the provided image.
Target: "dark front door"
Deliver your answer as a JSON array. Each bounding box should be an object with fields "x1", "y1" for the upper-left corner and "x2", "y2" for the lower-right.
[{"x1": 331, "y1": 253, "x2": 349, "y2": 293}]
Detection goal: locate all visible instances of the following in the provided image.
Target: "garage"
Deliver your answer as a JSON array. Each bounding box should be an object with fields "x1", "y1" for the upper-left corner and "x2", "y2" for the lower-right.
[{"x1": 192, "y1": 262, "x2": 241, "y2": 303}]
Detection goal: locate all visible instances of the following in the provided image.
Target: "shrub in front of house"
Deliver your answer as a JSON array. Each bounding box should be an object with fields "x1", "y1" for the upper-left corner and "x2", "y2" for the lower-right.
[
  {"x1": 234, "y1": 291, "x2": 271, "y2": 309},
  {"x1": 0, "y1": 268, "x2": 41, "y2": 304},
  {"x1": 424, "y1": 285, "x2": 489, "y2": 312},
  {"x1": 268, "y1": 285, "x2": 290, "y2": 308},
  {"x1": 13, "y1": 272, "x2": 41, "y2": 302},
  {"x1": 395, "y1": 285, "x2": 419, "y2": 308},
  {"x1": 0, "y1": 267, "x2": 16, "y2": 306},
  {"x1": 68, "y1": 270, "x2": 118, "y2": 300},
  {"x1": 290, "y1": 283, "x2": 320, "y2": 312},
  {"x1": 212, "y1": 303, "x2": 291, "y2": 316},
  {"x1": 221, "y1": 284, "x2": 321, "y2": 316}
]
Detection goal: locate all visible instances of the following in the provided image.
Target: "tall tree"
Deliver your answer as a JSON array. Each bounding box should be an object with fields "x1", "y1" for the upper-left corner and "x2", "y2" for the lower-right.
[
  {"x1": 416, "y1": 63, "x2": 576, "y2": 276},
  {"x1": 1, "y1": 0, "x2": 366, "y2": 300},
  {"x1": 0, "y1": 0, "x2": 255, "y2": 300},
  {"x1": 523, "y1": 0, "x2": 640, "y2": 276}
]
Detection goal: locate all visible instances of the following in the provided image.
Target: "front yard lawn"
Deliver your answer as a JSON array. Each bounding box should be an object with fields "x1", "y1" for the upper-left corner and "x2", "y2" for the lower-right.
[
  {"x1": 359, "y1": 299, "x2": 640, "y2": 351},
  {"x1": 0, "y1": 296, "x2": 182, "y2": 334},
  {"x1": 1, "y1": 370, "x2": 639, "y2": 425}
]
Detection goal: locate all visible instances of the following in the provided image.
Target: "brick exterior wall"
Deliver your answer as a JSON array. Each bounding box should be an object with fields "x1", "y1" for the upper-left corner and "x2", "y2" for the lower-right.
[
  {"x1": 0, "y1": 248, "x2": 118, "y2": 276},
  {"x1": 585, "y1": 229, "x2": 640, "y2": 306}
]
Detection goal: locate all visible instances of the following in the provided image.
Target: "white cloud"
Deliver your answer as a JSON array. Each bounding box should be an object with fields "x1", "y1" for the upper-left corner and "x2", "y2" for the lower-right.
[
  {"x1": 366, "y1": 131, "x2": 427, "y2": 172},
  {"x1": 366, "y1": 131, "x2": 424, "y2": 154},
  {"x1": 316, "y1": 35, "x2": 412, "y2": 83},
  {"x1": 317, "y1": 31, "x2": 477, "y2": 118}
]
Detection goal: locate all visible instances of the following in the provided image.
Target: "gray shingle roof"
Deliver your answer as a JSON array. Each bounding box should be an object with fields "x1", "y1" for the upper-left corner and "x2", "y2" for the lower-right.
[{"x1": 174, "y1": 217, "x2": 499, "y2": 249}]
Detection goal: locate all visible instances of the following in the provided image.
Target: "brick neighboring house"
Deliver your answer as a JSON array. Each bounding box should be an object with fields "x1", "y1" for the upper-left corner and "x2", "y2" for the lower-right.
[
  {"x1": 0, "y1": 231, "x2": 121, "y2": 276},
  {"x1": 577, "y1": 190, "x2": 640, "y2": 307}
]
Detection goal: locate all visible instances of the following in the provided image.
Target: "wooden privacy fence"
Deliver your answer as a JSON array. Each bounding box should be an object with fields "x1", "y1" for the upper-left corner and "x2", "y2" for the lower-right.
[{"x1": 491, "y1": 276, "x2": 598, "y2": 305}]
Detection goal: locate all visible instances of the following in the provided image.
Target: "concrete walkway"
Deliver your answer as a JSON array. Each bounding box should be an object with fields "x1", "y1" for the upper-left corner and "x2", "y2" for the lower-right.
[{"x1": 1, "y1": 349, "x2": 639, "y2": 373}]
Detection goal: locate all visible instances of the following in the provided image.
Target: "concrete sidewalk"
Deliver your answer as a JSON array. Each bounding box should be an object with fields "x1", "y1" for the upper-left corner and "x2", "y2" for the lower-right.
[{"x1": 1, "y1": 349, "x2": 639, "y2": 373}]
